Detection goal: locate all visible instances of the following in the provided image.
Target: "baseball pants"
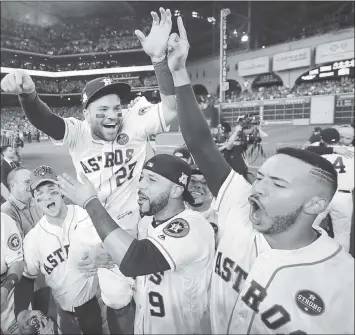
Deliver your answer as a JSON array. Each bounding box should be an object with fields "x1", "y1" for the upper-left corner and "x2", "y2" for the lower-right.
[
  {"x1": 107, "y1": 299, "x2": 136, "y2": 335},
  {"x1": 1, "y1": 290, "x2": 20, "y2": 334},
  {"x1": 313, "y1": 190, "x2": 353, "y2": 251},
  {"x1": 57, "y1": 296, "x2": 102, "y2": 335}
]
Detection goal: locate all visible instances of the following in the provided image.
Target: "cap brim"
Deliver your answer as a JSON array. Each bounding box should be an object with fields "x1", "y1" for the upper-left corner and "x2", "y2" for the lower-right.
[
  {"x1": 84, "y1": 82, "x2": 131, "y2": 108},
  {"x1": 183, "y1": 189, "x2": 195, "y2": 206},
  {"x1": 31, "y1": 179, "x2": 58, "y2": 191}
]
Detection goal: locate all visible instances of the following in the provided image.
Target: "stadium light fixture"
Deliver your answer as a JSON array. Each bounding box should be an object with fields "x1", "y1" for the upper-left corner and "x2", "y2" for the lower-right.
[
  {"x1": 241, "y1": 34, "x2": 248, "y2": 42},
  {"x1": 262, "y1": 46, "x2": 265, "y2": 48},
  {"x1": 192, "y1": 11, "x2": 198, "y2": 18}
]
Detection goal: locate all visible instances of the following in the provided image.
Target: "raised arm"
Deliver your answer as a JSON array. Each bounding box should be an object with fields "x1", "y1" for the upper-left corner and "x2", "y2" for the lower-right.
[
  {"x1": 1, "y1": 70, "x2": 65, "y2": 141},
  {"x1": 135, "y1": 8, "x2": 177, "y2": 126},
  {"x1": 166, "y1": 17, "x2": 231, "y2": 197},
  {"x1": 57, "y1": 174, "x2": 171, "y2": 277}
]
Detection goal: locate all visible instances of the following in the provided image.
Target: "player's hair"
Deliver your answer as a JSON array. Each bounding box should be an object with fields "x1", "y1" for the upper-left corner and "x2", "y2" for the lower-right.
[
  {"x1": 7, "y1": 167, "x2": 27, "y2": 189},
  {"x1": 220, "y1": 122, "x2": 231, "y2": 133},
  {"x1": 1, "y1": 145, "x2": 12, "y2": 155},
  {"x1": 276, "y1": 147, "x2": 338, "y2": 194}
]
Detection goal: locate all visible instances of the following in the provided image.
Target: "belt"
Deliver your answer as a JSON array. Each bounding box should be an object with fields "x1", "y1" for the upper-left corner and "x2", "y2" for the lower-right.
[{"x1": 338, "y1": 190, "x2": 353, "y2": 193}]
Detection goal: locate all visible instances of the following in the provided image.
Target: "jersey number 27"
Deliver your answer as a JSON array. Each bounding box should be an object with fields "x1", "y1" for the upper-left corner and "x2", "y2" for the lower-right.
[{"x1": 115, "y1": 162, "x2": 137, "y2": 186}]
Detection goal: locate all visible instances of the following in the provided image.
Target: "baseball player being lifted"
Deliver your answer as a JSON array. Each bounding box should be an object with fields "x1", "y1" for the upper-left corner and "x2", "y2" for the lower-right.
[
  {"x1": 1, "y1": 8, "x2": 178, "y2": 332},
  {"x1": 310, "y1": 127, "x2": 355, "y2": 251},
  {"x1": 15, "y1": 165, "x2": 104, "y2": 335},
  {"x1": 164, "y1": 17, "x2": 354, "y2": 334},
  {"x1": 1, "y1": 213, "x2": 24, "y2": 335},
  {"x1": 57, "y1": 154, "x2": 215, "y2": 334}
]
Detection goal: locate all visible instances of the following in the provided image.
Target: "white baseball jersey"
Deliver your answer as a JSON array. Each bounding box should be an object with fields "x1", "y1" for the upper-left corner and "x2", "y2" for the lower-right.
[
  {"x1": 68, "y1": 218, "x2": 135, "y2": 310},
  {"x1": 51, "y1": 97, "x2": 168, "y2": 230},
  {"x1": 210, "y1": 171, "x2": 354, "y2": 334},
  {"x1": 312, "y1": 146, "x2": 354, "y2": 250},
  {"x1": 321, "y1": 146, "x2": 354, "y2": 191},
  {"x1": 134, "y1": 209, "x2": 215, "y2": 334},
  {"x1": 22, "y1": 205, "x2": 98, "y2": 311},
  {"x1": 1, "y1": 213, "x2": 23, "y2": 335}
]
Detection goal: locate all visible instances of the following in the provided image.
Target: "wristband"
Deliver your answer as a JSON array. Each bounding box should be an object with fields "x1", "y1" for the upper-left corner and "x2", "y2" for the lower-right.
[
  {"x1": 83, "y1": 195, "x2": 99, "y2": 209},
  {"x1": 19, "y1": 91, "x2": 37, "y2": 101},
  {"x1": 1, "y1": 273, "x2": 19, "y2": 293},
  {"x1": 153, "y1": 59, "x2": 175, "y2": 96}
]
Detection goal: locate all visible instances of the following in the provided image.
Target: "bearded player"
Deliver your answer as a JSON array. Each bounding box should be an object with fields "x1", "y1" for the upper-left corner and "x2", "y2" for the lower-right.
[
  {"x1": 57, "y1": 154, "x2": 215, "y2": 334},
  {"x1": 1, "y1": 8, "x2": 177, "y2": 333},
  {"x1": 164, "y1": 17, "x2": 354, "y2": 334}
]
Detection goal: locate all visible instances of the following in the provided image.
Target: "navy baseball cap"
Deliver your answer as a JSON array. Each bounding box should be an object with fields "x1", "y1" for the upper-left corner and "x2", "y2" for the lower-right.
[
  {"x1": 320, "y1": 128, "x2": 340, "y2": 144},
  {"x1": 81, "y1": 77, "x2": 131, "y2": 109},
  {"x1": 173, "y1": 147, "x2": 191, "y2": 160},
  {"x1": 30, "y1": 165, "x2": 58, "y2": 191},
  {"x1": 143, "y1": 154, "x2": 195, "y2": 205}
]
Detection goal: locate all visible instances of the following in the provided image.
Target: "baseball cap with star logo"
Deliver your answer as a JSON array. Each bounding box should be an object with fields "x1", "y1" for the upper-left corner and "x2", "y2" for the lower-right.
[
  {"x1": 81, "y1": 77, "x2": 131, "y2": 109},
  {"x1": 143, "y1": 154, "x2": 195, "y2": 205},
  {"x1": 30, "y1": 165, "x2": 58, "y2": 191}
]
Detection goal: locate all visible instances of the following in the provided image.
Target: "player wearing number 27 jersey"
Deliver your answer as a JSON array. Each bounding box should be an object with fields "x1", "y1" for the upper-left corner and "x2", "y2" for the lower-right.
[{"x1": 50, "y1": 81, "x2": 173, "y2": 312}]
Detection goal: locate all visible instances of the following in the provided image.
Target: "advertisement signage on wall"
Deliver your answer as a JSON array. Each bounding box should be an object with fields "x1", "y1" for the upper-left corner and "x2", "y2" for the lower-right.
[
  {"x1": 296, "y1": 58, "x2": 354, "y2": 84},
  {"x1": 238, "y1": 56, "x2": 269, "y2": 77},
  {"x1": 315, "y1": 38, "x2": 354, "y2": 64},
  {"x1": 273, "y1": 48, "x2": 311, "y2": 71}
]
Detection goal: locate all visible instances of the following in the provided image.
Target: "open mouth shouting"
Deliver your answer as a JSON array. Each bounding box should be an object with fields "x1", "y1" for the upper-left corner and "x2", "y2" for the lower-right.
[
  {"x1": 248, "y1": 196, "x2": 265, "y2": 224},
  {"x1": 47, "y1": 202, "x2": 56, "y2": 210},
  {"x1": 138, "y1": 192, "x2": 149, "y2": 205}
]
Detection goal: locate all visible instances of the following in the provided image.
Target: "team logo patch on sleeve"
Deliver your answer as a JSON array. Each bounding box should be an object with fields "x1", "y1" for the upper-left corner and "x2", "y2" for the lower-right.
[
  {"x1": 295, "y1": 290, "x2": 325, "y2": 316},
  {"x1": 163, "y1": 219, "x2": 190, "y2": 238},
  {"x1": 116, "y1": 133, "x2": 129, "y2": 145},
  {"x1": 138, "y1": 105, "x2": 153, "y2": 116},
  {"x1": 8, "y1": 233, "x2": 21, "y2": 251}
]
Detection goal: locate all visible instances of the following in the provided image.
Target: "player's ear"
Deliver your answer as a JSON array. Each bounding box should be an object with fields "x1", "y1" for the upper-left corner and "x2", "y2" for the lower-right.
[
  {"x1": 83, "y1": 108, "x2": 89, "y2": 121},
  {"x1": 303, "y1": 196, "x2": 328, "y2": 215},
  {"x1": 171, "y1": 184, "x2": 184, "y2": 200}
]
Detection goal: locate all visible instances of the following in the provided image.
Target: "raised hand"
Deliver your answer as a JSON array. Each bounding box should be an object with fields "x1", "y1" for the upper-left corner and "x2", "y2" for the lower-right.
[
  {"x1": 1, "y1": 69, "x2": 35, "y2": 95},
  {"x1": 135, "y1": 8, "x2": 172, "y2": 63},
  {"x1": 167, "y1": 16, "x2": 190, "y2": 73},
  {"x1": 57, "y1": 173, "x2": 97, "y2": 208}
]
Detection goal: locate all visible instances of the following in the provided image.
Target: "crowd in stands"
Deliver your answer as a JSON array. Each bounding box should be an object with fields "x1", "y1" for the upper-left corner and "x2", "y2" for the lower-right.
[
  {"x1": 1, "y1": 58, "x2": 123, "y2": 72},
  {"x1": 230, "y1": 78, "x2": 355, "y2": 102},
  {"x1": 32, "y1": 74, "x2": 157, "y2": 94},
  {"x1": 1, "y1": 11, "x2": 353, "y2": 56},
  {"x1": 1, "y1": 16, "x2": 150, "y2": 54}
]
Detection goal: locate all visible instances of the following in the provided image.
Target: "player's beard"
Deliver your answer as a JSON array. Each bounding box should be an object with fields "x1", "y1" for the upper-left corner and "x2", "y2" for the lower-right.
[
  {"x1": 264, "y1": 205, "x2": 303, "y2": 235},
  {"x1": 140, "y1": 188, "x2": 171, "y2": 217}
]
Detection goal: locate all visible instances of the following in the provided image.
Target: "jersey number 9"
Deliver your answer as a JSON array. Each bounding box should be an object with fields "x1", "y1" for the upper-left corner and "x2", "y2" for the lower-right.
[{"x1": 149, "y1": 291, "x2": 165, "y2": 317}]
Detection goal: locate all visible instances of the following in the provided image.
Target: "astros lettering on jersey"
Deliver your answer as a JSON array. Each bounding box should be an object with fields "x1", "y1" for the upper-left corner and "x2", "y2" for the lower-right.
[
  {"x1": 134, "y1": 209, "x2": 215, "y2": 334},
  {"x1": 1, "y1": 213, "x2": 23, "y2": 335},
  {"x1": 210, "y1": 171, "x2": 354, "y2": 334},
  {"x1": 51, "y1": 96, "x2": 168, "y2": 230},
  {"x1": 23, "y1": 205, "x2": 98, "y2": 311}
]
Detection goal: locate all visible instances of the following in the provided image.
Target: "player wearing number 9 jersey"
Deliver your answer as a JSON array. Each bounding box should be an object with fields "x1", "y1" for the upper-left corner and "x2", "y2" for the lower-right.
[{"x1": 56, "y1": 154, "x2": 215, "y2": 335}]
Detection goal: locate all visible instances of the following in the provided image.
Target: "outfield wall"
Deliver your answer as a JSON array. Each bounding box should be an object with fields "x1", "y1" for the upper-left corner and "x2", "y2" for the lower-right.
[{"x1": 220, "y1": 93, "x2": 354, "y2": 126}]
